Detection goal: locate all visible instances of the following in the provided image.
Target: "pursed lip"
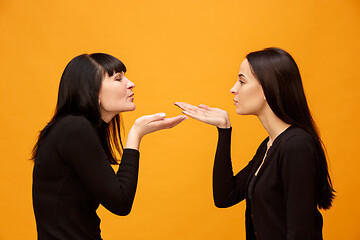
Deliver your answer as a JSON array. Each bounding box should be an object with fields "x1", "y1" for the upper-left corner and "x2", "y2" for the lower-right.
[
  {"x1": 128, "y1": 92, "x2": 134, "y2": 97},
  {"x1": 233, "y1": 99, "x2": 238, "y2": 104}
]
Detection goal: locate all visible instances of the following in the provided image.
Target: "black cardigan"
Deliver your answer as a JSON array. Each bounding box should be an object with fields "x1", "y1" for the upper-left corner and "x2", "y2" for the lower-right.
[
  {"x1": 33, "y1": 115, "x2": 139, "y2": 240},
  {"x1": 213, "y1": 126, "x2": 323, "y2": 240}
]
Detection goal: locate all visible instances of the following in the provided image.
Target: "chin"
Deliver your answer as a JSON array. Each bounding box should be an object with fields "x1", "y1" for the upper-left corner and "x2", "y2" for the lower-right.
[
  {"x1": 126, "y1": 103, "x2": 136, "y2": 112},
  {"x1": 236, "y1": 108, "x2": 250, "y2": 115},
  {"x1": 236, "y1": 108, "x2": 243, "y2": 115},
  {"x1": 129, "y1": 104, "x2": 136, "y2": 111},
  {"x1": 116, "y1": 103, "x2": 136, "y2": 113},
  {"x1": 131, "y1": 101, "x2": 136, "y2": 109}
]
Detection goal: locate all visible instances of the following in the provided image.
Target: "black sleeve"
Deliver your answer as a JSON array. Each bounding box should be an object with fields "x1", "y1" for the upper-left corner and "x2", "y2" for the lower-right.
[
  {"x1": 59, "y1": 117, "x2": 139, "y2": 216},
  {"x1": 281, "y1": 135, "x2": 317, "y2": 240},
  {"x1": 213, "y1": 127, "x2": 256, "y2": 208}
]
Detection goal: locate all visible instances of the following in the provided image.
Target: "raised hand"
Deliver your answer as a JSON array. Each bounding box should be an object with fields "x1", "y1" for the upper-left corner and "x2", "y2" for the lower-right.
[
  {"x1": 125, "y1": 113, "x2": 187, "y2": 150},
  {"x1": 174, "y1": 102, "x2": 230, "y2": 128}
]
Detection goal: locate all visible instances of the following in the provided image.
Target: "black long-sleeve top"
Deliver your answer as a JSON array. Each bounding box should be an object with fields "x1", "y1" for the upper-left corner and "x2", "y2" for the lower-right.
[
  {"x1": 213, "y1": 126, "x2": 323, "y2": 240},
  {"x1": 33, "y1": 115, "x2": 139, "y2": 240}
]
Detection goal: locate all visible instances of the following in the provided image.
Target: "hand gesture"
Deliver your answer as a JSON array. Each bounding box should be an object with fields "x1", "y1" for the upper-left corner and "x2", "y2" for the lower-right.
[
  {"x1": 125, "y1": 113, "x2": 187, "y2": 150},
  {"x1": 174, "y1": 102, "x2": 230, "y2": 128}
]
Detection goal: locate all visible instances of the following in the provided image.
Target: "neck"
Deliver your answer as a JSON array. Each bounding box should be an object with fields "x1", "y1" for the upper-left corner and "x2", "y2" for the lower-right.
[
  {"x1": 257, "y1": 106, "x2": 291, "y2": 147},
  {"x1": 100, "y1": 110, "x2": 116, "y2": 123}
]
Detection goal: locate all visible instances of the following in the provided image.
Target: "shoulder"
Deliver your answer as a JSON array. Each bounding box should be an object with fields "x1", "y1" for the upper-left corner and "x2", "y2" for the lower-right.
[
  {"x1": 277, "y1": 127, "x2": 317, "y2": 175},
  {"x1": 57, "y1": 115, "x2": 98, "y2": 137},
  {"x1": 279, "y1": 126, "x2": 315, "y2": 156},
  {"x1": 59, "y1": 115, "x2": 94, "y2": 127}
]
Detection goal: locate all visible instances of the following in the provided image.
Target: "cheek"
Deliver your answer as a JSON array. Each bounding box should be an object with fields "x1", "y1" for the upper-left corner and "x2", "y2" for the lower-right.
[
  {"x1": 237, "y1": 86, "x2": 265, "y2": 112},
  {"x1": 100, "y1": 85, "x2": 127, "y2": 108}
]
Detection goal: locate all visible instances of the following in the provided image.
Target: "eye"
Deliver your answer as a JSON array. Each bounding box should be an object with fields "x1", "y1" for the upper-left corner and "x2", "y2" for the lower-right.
[
  {"x1": 115, "y1": 77, "x2": 123, "y2": 81},
  {"x1": 239, "y1": 80, "x2": 245, "y2": 84}
]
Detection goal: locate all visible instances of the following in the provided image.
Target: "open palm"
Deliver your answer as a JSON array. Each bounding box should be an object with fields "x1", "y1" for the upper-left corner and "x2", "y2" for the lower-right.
[{"x1": 175, "y1": 102, "x2": 231, "y2": 128}]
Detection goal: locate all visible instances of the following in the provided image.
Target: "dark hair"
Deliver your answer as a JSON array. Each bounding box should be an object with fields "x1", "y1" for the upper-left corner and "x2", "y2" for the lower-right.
[
  {"x1": 32, "y1": 53, "x2": 127, "y2": 164},
  {"x1": 246, "y1": 47, "x2": 335, "y2": 209}
]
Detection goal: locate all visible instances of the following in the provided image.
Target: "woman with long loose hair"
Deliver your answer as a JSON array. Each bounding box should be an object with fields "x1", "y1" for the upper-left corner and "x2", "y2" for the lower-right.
[
  {"x1": 175, "y1": 47, "x2": 335, "y2": 240},
  {"x1": 32, "y1": 53, "x2": 187, "y2": 239}
]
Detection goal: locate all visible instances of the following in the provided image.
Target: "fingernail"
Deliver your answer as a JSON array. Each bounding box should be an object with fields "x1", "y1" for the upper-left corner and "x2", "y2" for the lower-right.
[
  {"x1": 159, "y1": 113, "x2": 166, "y2": 118},
  {"x1": 182, "y1": 116, "x2": 188, "y2": 120}
]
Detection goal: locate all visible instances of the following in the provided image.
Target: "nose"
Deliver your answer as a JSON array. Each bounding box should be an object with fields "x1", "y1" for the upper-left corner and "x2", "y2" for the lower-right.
[
  {"x1": 230, "y1": 82, "x2": 238, "y2": 95},
  {"x1": 127, "y1": 78, "x2": 135, "y2": 89}
]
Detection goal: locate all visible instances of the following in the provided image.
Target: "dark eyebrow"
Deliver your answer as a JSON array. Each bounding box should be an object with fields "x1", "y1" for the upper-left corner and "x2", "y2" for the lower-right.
[
  {"x1": 238, "y1": 73, "x2": 246, "y2": 78},
  {"x1": 113, "y1": 72, "x2": 123, "y2": 77}
]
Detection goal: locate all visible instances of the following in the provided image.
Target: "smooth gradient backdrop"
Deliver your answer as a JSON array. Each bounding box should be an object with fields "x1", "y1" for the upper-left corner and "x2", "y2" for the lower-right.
[{"x1": 1, "y1": 0, "x2": 359, "y2": 239}]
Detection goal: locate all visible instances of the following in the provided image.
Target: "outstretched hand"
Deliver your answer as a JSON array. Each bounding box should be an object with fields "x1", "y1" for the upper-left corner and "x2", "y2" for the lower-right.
[
  {"x1": 132, "y1": 113, "x2": 187, "y2": 137},
  {"x1": 174, "y1": 102, "x2": 230, "y2": 128},
  {"x1": 125, "y1": 113, "x2": 187, "y2": 150}
]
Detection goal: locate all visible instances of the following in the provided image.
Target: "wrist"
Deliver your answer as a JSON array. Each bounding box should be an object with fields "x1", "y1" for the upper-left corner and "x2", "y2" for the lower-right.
[
  {"x1": 129, "y1": 126, "x2": 143, "y2": 139},
  {"x1": 125, "y1": 128, "x2": 142, "y2": 150},
  {"x1": 217, "y1": 118, "x2": 231, "y2": 128}
]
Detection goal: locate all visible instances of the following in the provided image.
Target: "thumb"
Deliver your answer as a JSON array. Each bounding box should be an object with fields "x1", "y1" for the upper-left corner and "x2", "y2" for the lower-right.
[{"x1": 144, "y1": 112, "x2": 166, "y2": 123}]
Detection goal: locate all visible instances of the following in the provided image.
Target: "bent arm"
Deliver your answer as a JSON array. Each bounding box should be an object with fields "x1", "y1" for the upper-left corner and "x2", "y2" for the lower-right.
[
  {"x1": 59, "y1": 118, "x2": 139, "y2": 216},
  {"x1": 213, "y1": 127, "x2": 255, "y2": 208}
]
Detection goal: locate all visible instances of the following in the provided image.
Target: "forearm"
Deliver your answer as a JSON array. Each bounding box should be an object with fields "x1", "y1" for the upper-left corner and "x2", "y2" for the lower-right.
[
  {"x1": 213, "y1": 127, "x2": 256, "y2": 207},
  {"x1": 213, "y1": 127, "x2": 240, "y2": 207},
  {"x1": 125, "y1": 128, "x2": 142, "y2": 150},
  {"x1": 112, "y1": 149, "x2": 140, "y2": 215}
]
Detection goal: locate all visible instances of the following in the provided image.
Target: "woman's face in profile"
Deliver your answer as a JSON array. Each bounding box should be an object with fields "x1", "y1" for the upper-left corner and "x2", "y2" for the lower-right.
[
  {"x1": 230, "y1": 59, "x2": 266, "y2": 116},
  {"x1": 98, "y1": 71, "x2": 136, "y2": 117}
]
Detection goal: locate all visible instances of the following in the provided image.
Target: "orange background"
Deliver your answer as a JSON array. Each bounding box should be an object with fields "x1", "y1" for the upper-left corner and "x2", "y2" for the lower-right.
[{"x1": 1, "y1": 0, "x2": 359, "y2": 239}]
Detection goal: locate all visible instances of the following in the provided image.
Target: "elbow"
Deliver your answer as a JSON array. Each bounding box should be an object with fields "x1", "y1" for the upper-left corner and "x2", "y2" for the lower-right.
[
  {"x1": 213, "y1": 196, "x2": 231, "y2": 208},
  {"x1": 107, "y1": 196, "x2": 135, "y2": 216},
  {"x1": 214, "y1": 201, "x2": 230, "y2": 208},
  {"x1": 213, "y1": 190, "x2": 242, "y2": 208},
  {"x1": 116, "y1": 208, "x2": 131, "y2": 216},
  {"x1": 112, "y1": 203, "x2": 133, "y2": 216}
]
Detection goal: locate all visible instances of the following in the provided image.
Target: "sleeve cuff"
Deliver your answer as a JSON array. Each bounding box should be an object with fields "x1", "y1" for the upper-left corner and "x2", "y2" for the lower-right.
[
  {"x1": 123, "y1": 148, "x2": 140, "y2": 157},
  {"x1": 120, "y1": 148, "x2": 140, "y2": 165}
]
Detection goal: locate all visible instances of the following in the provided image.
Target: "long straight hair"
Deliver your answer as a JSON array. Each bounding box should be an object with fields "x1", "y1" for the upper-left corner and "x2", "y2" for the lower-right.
[
  {"x1": 246, "y1": 47, "x2": 335, "y2": 209},
  {"x1": 32, "y1": 53, "x2": 126, "y2": 164}
]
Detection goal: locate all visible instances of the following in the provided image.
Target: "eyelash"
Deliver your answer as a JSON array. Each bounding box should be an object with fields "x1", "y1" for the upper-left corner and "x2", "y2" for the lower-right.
[
  {"x1": 239, "y1": 80, "x2": 244, "y2": 84},
  {"x1": 116, "y1": 78, "x2": 123, "y2": 81}
]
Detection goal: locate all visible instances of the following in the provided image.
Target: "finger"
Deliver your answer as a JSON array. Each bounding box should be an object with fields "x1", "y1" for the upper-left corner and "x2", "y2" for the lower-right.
[
  {"x1": 150, "y1": 115, "x2": 187, "y2": 129},
  {"x1": 174, "y1": 102, "x2": 185, "y2": 109},
  {"x1": 140, "y1": 112, "x2": 166, "y2": 124},
  {"x1": 164, "y1": 115, "x2": 188, "y2": 128},
  {"x1": 174, "y1": 102, "x2": 199, "y2": 111},
  {"x1": 182, "y1": 110, "x2": 207, "y2": 122},
  {"x1": 198, "y1": 104, "x2": 212, "y2": 111}
]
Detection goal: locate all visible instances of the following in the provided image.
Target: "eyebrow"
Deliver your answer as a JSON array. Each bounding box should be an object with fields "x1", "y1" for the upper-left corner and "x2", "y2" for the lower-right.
[
  {"x1": 113, "y1": 72, "x2": 123, "y2": 77},
  {"x1": 238, "y1": 73, "x2": 246, "y2": 78}
]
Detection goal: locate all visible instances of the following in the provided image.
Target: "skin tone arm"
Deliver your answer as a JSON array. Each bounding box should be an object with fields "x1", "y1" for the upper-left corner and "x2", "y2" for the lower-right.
[
  {"x1": 125, "y1": 113, "x2": 187, "y2": 150},
  {"x1": 174, "y1": 102, "x2": 231, "y2": 128}
]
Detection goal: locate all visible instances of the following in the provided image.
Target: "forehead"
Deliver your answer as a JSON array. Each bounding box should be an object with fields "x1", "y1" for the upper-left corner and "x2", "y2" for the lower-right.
[
  {"x1": 239, "y1": 59, "x2": 251, "y2": 73},
  {"x1": 238, "y1": 59, "x2": 261, "y2": 85}
]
